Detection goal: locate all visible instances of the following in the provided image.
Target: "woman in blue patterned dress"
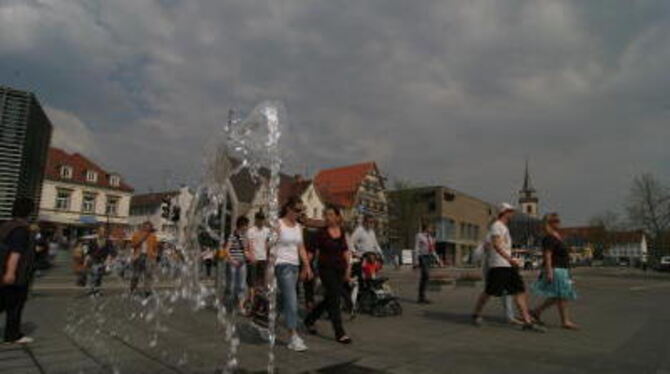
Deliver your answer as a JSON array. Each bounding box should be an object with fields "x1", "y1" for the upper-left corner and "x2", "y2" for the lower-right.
[{"x1": 531, "y1": 213, "x2": 579, "y2": 330}]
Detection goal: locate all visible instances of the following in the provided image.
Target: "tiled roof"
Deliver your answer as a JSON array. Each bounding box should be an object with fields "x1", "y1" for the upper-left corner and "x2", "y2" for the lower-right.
[
  {"x1": 45, "y1": 147, "x2": 133, "y2": 192},
  {"x1": 226, "y1": 158, "x2": 296, "y2": 205},
  {"x1": 314, "y1": 162, "x2": 378, "y2": 208},
  {"x1": 279, "y1": 179, "x2": 312, "y2": 205},
  {"x1": 559, "y1": 227, "x2": 645, "y2": 244},
  {"x1": 130, "y1": 191, "x2": 179, "y2": 208}
]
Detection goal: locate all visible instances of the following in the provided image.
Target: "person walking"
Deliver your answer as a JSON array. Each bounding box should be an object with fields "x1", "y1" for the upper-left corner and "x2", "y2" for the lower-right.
[
  {"x1": 350, "y1": 215, "x2": 383, "y2": 259},
  {"x1": 415, "y1": 223, "x2": 443, "y2": 304},
  {"x1": 475, "y1": 237, "x2": 524, "y2": 326},
  {"x1": 247, "y1": 212, "x2": 270, "y2": 301},
  {"x1": 272, "y1": 196, "x2": 313, "y2": 352},
  {"x1": 86, "y1": 226, "x2": 115, "y2": 296},
  {"x1": 201, "y1": 247, "x2": 215, "y2": 278},
  {"x1": 530, "y1": 213, "x2": 579, "y2": 330},
  {"x1": 304, "y1": 205, "x2": 353, "y2": 344},
  {"x1": 130, "y1": 221, "x2": 159, "y2": 297},
  {"x1": 0, "y1": 197, "x2": 37, "y2": 344},
  {"x1": 471, "y1": 203, "x2": 545, "y2": 332},
  {"x1": 222, "y1": 216, "x2": 253, "y2": 314}
]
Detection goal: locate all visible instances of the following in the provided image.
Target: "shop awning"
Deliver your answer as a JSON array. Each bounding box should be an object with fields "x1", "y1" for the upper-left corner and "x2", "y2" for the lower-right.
[{"x1": 79, "y1": 216, "x2": 99, "y2": 224}]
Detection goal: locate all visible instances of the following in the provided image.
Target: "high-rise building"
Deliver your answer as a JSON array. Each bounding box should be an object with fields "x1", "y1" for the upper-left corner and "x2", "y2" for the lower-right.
[{"x1": 0, "y1": 86, "x2": 53, "y2": 221}]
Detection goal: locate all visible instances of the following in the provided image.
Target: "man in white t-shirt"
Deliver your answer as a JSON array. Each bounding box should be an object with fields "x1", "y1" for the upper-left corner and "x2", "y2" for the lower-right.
[
  {"x1": 471, "y1": 203, "x2": 545, "y2": 332},
  {"x1": 247, "y1": 212, "x2": 270, "y2": 291},
  {"x1": 350, "y1": 215, "x2": 382, "y2": 257}
]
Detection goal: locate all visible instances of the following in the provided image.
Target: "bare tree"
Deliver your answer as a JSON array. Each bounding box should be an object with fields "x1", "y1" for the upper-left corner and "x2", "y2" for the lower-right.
[
  {"x1": 627, "y1": 173, "x2": 670, "y2": 258},
  {"x1": 589, "y1": 210, "x2": 623, "y2": 231},
  {"x1": 587, "y1": 210, "x2": 622, "y2": 260}
]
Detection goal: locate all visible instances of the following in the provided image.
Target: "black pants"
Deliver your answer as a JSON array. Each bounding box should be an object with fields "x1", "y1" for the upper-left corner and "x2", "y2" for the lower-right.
[
  {"x1": 305, "y1": 267, "x2": 346, "y2": 338},
  {"x1": 0, "y1": 285, "x2": 29, "y2": 342},
  {"x1": 204, "y1": 259, "x2": 214, "y2": 277},
  {"x1": 303, "y1": 278, "x2": 315, "y2": 307},
  {"x1": 418, "y1": 255, "x2": 432, "y2": 301}
]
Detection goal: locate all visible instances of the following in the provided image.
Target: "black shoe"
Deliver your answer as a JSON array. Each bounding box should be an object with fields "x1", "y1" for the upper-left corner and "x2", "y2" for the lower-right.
[
  {"x1": 522, "y1": 323, "x2": 547, "y2": 333},
  {"x1": 336, "y1": 335, "x2": 352, "y2": 344},
  {"x1": 304, "y1": 319, "x2": 318, "y2": 335},
  {"x1": 472, "y1": 315, "x2": 484, "y2": 327}
]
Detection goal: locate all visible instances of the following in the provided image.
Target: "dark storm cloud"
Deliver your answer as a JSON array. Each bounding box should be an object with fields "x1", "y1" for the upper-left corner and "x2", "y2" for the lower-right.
[{"x1": 1, "y1": 0, "x2": 669, "y2": 224}]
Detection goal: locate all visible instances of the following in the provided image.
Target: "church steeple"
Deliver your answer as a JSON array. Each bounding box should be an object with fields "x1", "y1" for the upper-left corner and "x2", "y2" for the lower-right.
[{"x1": 519, "y1": 159, "x2": 539, "y2": 217}]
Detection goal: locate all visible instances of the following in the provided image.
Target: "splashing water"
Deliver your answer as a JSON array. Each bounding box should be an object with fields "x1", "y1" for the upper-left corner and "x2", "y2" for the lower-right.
[{"x1": 64, "y1": 101, "x2": 286, "y2": 373}]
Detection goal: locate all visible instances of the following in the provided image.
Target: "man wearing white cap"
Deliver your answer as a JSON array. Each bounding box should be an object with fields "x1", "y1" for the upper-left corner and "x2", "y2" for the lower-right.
[{"x1": 471, "y1": 203, "x2": 545, "y2": 332}]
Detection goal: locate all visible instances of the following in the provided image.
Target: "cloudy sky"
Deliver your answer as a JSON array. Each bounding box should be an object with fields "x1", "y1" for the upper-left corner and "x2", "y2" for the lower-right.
[{"x1": 1, "y1": 0, "x2": 669, "y2": 224}]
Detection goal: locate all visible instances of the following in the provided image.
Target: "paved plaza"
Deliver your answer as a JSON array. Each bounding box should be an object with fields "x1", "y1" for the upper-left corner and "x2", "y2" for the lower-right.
[{"x1": 2, "y1": 263, "x2": 670, "y2": 374}]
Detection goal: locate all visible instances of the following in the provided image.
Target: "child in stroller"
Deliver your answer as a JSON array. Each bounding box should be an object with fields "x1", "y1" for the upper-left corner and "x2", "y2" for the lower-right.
[{"x1": 354, "y1": 252, "x2": 402, "y2": 317}]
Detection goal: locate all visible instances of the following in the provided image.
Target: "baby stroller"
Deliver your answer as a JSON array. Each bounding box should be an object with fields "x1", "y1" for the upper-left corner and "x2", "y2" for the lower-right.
[
  {"x1": 351, "y1": 252, "x2": 402, "y2": 317},
  {"x1": 249, "y1": 286, "x2": 270, "y2": 329},
  {"x1": 357, "y1": 277, "x2": 402, "y2": 317}
]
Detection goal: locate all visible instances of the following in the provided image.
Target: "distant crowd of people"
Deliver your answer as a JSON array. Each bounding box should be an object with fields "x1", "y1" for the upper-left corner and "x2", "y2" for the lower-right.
[{"x1": 0, "y1": 194, "x2": 579, "y2": 349}]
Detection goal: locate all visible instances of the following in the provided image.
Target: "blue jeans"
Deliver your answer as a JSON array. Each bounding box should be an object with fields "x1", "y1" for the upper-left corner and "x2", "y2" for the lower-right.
[
  {"x1": 276, "y1": 264, "x2": 299, "y2": 330},
  {"x1": 225, "y1": 262, "x2": 247, "y2": 304}
]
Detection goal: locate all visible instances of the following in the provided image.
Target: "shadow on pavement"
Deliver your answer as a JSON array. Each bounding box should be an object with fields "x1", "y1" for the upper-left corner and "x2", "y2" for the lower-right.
[{"x1": 421, "y1": 310, "x2": 509, "y2": 326}]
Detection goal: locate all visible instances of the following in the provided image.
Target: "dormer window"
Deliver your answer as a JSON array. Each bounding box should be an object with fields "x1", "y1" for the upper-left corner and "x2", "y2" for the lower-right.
[
  {"x1": 86, "y1": 170, "x2": 98, "y2": 183},
  {"x1": 109, "y1": 175, "x2": 120, "y2": 187},
  {"x1": 60, "y1": 165, "x2": 73, "y2": 179}
]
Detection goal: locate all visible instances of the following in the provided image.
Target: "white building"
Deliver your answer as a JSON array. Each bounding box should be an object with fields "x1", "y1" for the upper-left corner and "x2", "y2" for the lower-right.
[
  {"x1": 241, "y1": 173, "x2": 326, "y2": 223},
  {"x1": 298, "y1": 180, "x2": 326, "y2": 221},
  {"x1": 129, "y1": 184, "x2": 238, "y2": 243},
  {"x1": 38, "y1": 148, "x2": 133, "y2": 240},
  {"x1": 605, "y1": 230, "x2": 648, "y2": 265}
]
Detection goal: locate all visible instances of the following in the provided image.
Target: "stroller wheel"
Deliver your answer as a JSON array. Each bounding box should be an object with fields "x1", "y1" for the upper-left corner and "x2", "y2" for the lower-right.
[{"x1": 389, "y1": 299, "x2": 403, "y2": 316}]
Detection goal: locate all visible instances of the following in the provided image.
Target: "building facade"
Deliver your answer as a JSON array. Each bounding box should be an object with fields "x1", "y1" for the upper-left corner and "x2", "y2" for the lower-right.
[
  {"x1": 315, "y1": 162, "x2": 388, "y2": 241},
  {"x1": 0, "y1": 86, "x2": 52, "y2": 221},
  {"x1": 38, "y1": 148, "x2": 133, "y2": 239},
  {"x1": 605, "y1": 231, "x2": 648, "y2": 266},
  {"x1": 388, "y1": 186, "x2": 494, "y2": 266},
  {"x1": 130, "y1": 184, "x2": 236, "y2": 243}
]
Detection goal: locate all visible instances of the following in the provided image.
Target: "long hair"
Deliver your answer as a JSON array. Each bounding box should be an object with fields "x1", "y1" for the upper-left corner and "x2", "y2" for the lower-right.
[
  {"x1": 324, "y1": 204, "x2": 344, "y2": 227},
  {"x1": 280, "y1": 196, "x2": 303, "y2": 218},
  {"x1": 543, "y1": 213, "x2": 560, "y2": 236}
]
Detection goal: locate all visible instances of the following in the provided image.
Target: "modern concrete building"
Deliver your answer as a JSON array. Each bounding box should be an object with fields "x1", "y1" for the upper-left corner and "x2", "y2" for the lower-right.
[
  {"x1": 0, "y1": 86, "x2": 52, "y2": 221},
  {"x1": 38, "y1": 148, "x2": 133, "y2": 239},
  {"x1": 388, "y1": 186, "x2": 495, "y2": 266}
]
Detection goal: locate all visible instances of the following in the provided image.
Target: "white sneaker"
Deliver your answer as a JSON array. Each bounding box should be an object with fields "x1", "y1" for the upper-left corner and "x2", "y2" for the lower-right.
[
  {"x1": 287, "y1": 335, "x2": 308, "y2": 352},
  {"x1": 13, "y1": 336, "x2": 34, "y2": 345}
]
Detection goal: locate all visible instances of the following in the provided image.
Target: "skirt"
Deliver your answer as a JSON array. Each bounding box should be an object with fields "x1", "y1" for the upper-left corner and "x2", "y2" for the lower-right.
[{"x1": 531, "y1": 268, "x2": 577, "y2": 301}]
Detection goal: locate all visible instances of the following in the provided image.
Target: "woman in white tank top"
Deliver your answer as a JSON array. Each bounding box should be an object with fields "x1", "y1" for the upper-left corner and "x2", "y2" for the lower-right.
[{"x1": 271, "y1": 196, "x2": 313, "y2": 352}]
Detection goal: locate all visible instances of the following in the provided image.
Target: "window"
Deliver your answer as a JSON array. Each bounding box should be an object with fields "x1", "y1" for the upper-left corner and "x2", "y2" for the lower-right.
[
  {"x1": 86, "y1": 170, "x2": 98, "y2": 183},
  {"x1": 60, "y1": 165, "x2": 73, "y2": 179},
  {"x1": 105, "y1": 195, "x2": 119, "y2": 216},
  {"x1": 527, "y1": 205, "x2": 532, "y2": 214},
  {"x1": 82, "y1": 193, "x2": 97, "y2": 213},
  {"x1": 110, "y1": 175, "x2": 120, "y2": 187},
  {"x1": 55, "y1": 189, "x2": 71, "y2": 210},
  {"x1": 313, "y1": 208, "x2": 318, "y2": 218}
]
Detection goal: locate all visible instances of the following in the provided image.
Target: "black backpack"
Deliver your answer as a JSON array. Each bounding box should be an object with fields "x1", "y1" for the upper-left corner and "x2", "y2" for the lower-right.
[{"x1": 0, "y1": 219, "x2": 29, "y2": 280}]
